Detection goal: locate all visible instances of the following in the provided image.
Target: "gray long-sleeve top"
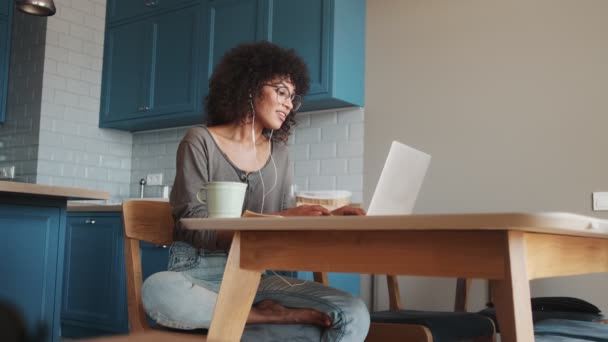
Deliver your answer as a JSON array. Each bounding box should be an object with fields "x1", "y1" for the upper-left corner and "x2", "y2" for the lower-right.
[{"x1": 169, "y1": 126, "x2": 293, "y2": 251}]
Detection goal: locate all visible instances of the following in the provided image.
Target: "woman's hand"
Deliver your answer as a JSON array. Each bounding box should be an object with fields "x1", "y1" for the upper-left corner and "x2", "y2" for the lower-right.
[
  {"x1": 330, "y1": 205, "x2": 366, "y2": 216},
  {"x1": 280, "y1": 205, "x2": 331, "y2": 216}
]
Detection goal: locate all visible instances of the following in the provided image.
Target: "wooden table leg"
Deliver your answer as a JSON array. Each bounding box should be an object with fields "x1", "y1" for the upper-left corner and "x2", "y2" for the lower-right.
[
  {"x1": 207, "y1": 232, "x2": 262, "y2": 342},
  {"x1": 490, "y1": 231, "x2": 534, "y2": 342}
]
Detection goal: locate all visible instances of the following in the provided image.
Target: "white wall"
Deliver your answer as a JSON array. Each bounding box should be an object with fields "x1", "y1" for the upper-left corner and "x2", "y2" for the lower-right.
[{"x1": 365, "y1": 0, "x2": 608, "y2": 312}]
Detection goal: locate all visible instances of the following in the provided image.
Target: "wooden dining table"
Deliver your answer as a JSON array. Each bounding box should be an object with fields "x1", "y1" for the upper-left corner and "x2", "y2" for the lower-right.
[{"x1": 181, "y1": 212, "x2": 608, "y2": 342}]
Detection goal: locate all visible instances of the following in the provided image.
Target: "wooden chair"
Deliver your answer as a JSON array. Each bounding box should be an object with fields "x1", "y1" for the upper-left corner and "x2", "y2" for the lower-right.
[
  {"x1": 365, "y1": 275, "x2": 496, "y2": 342},
  {"x1": 122, "y1": 199, "x2": 328, "y2": 336},
  {"x1": 122, "y1": 199, "x2": 177, "y2": 333}
]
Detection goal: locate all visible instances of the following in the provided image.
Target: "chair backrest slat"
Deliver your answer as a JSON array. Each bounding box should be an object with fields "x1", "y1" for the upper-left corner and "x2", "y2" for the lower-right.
[
  {"x1": 122, "y1": 200, "x2": 175, "y2": 334},
  {"x1": 123, "y1": 200, "x2": 174, "y2": 245}
]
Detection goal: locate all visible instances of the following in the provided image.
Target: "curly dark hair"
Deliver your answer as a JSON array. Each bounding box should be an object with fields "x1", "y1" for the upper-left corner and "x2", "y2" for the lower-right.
[{"x1": 205, "y1": 41, "x2": 310, "y2": 143}]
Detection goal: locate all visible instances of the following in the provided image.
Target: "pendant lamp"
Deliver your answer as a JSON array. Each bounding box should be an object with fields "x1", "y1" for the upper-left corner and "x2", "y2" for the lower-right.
[{"x1": 16, "y1": 0, "x2": 56, "y2": 16}]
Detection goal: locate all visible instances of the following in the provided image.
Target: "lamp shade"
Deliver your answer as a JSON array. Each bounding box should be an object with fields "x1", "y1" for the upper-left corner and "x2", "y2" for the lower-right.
[{"x1": 16, "y1": 0, "x2": 56, "y2": 16}]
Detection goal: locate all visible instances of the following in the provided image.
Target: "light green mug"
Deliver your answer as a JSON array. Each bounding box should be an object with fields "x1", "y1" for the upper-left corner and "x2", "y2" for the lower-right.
[{"x1": 196, "y1": 181, "x2": 247, "y2": 218}]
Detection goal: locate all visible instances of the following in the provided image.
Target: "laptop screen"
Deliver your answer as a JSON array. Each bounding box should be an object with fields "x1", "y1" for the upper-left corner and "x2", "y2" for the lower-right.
[{"x1": 367, "y1": 141, "x2": 431, "y2": 216}]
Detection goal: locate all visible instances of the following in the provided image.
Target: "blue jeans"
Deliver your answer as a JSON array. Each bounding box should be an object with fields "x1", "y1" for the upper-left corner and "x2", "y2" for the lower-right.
[{"x1": 142, "y1": 242, "x2": 370, "y2": 342}]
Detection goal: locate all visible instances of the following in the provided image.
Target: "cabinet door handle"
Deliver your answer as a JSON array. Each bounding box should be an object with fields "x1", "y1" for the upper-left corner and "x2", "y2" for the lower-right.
[
  {"x1": 157, "y1": 245, "x2": 168, "y2": 248},
  {"x1": 137, "y1": 106, "x2": 150, "y2": 111},
  {"x1": 85, "y1": 219, "x2": 96, "y2": 224},
  {"x1": 144, "y1": 0, "x2": 158, "y2": 7}
]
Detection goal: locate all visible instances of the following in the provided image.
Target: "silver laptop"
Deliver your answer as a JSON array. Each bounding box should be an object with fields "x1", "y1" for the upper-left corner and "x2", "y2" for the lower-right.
[{"x1": 367, "y1": 141, "x2": 431, "y2": 216}]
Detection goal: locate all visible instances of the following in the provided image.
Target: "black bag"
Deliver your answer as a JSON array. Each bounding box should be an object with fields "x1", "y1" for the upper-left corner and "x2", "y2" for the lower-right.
[
  {"x1": 0, "y1": 301, "x2": 46, "y2": 342},
  {"x1": 479, "y1": 297, "x2": 603, "y2": 333},
  {"x1": 531, "y1": 297, "x2": 601, "y2": 315}
]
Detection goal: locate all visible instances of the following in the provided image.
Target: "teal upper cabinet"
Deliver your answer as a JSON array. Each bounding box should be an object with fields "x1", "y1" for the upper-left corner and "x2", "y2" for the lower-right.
[
  {"x1": 206, "y1": 0, "x2": 266, "y2": 69},
  {"x1": 100, "y1": 3, "x2": 205, "y2": 131},
  {"x1": 99, "y1": 0, "x2": 365, "y2": 131},
  {"x1": 0, "y1": 0, "x2": 9, "y2": 16},
  {"x1": 106, "y1": 0, "x2": 196, "y2": 24},
  {"x1": 267, "y1": 0, "x2": 365, "y2": 112},
  {"x1": 0, "y1": 0, "x2": 13, "y2": 124},
  {"x1": 201, "y1": 0, "x2": 266, "y2": 95}
]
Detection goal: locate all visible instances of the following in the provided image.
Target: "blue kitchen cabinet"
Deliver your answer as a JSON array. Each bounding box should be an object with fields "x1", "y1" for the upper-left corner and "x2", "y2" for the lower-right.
[
  {"x1": 106, "y1": 0, "x2": 197, "y2": 24},
  {"x1": 0, "y1": 0, "x2": 13, "y2": 124},
  {"x1": 100, "y1": 3, "x2": 205, "y2": 131},
  {"x1": 140, "y1": 241, "x2": 170, "y2": 282},
  {"x1": 0, "y1": 200, "x2": 65, "y2": 342},
  {"x1": 0, "y1": 0, "x2": 9, "y2": 16},
  {"x1": 268, "y1": 0, "x2": 365, "y2": 111},
  {"x1": 61, "y1": 213, "x2": 129, "y2": 338},
  {"x1": 205, "y1": 0, "x2": 266, "y2": 70},
  {"x1": 99, "y1": 20, "x2": 150, "y2": 129},
  {"x1": 61, "y1": 211, "x2": 169, "y2": 338}
]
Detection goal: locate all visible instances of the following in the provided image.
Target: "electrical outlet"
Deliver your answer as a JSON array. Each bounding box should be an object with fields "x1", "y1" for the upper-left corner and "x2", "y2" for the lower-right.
[
  {"x1": 592, "y1": 192, "x2": 608, "y2": 211},
  {"x1": 146, "y1": 173, "x2": 163, "y2": 186},
  {"x1": 0, "y1": 165, "x2": 15, "y2": 179}
]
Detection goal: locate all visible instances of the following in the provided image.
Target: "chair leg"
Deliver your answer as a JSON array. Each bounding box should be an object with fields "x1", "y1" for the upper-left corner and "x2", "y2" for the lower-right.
[{"x1": 454, "y1": 278, "x2": 472, "y2": 312}]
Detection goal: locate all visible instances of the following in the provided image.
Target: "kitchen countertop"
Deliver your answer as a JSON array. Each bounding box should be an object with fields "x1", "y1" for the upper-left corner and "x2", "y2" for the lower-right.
[
  {"x1": 0, "y1": 180, "x2": 110, "y2": 201},
  {"x1": 67, "y1": 198, "x2": 169, "y2": 212}
]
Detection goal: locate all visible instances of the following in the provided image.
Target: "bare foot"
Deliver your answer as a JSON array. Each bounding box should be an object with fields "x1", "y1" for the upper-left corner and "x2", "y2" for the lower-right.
[{"x1": 246, "y1": 300, "x2": 332, "y2": 327}]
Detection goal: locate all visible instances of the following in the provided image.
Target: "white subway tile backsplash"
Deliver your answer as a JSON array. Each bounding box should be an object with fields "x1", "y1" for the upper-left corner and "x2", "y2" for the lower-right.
[
  {"x1": 338, "y1": 108, "x2": 364, "y2": 124},
  {"x1": 349, "y1": 122, "x2": 364, "y2": 140},
  {"x1": 310, "y1": 112, "x2": 337, "y2": 127},
  {"x1": 71, "y1": 0, "x2": 97, "y2": 16},
  {"x1": 68, "y1": 50, "x2": 93, "y2": 69},
  {"x1": 289, "y1": 144, "x2": 309, "y2": 161},
  {"x1": 66, "y1": 79, "x2": 92, "y2": 96},
  {"x1": 54, "y1": 90, "x2": 80, "y2": 107},
  {"x1": 310, "y1": 143, "x2": 337, "y2": 159},
  {"x1": 348, "y1": 158, "x2": 363, "y2": 173},
  {"x1": 59, "y1": 7, "x2": 86, "y2": 25},
  {"x1": 57, "y1": 62, "x2": 82, "y2": 80},
  {"x1": 337, "y1": 175, "x2": 363, "y2": 191},
  {"x1": 46, "y1": 30, "x2": 59, "y2": 47},
  {"x1": 309, "y1": 176, "x2": 336, "y2": 191},
  {"x1": 45, "y1": 45, "x2": 70, "y2": 62},
  {"x1": 320, "y1": 159, "x2": 347, "y2": 175},
  {"x1": 293, "y1": 177, "x2": 308, "y2": 190},
  {"x1": 100, "y1": 155, "x2": 122, "y2": 169},
  {"x1": 47, "y1": 18, "x2": 70, "y2": 35},
  {"x1": 94, "y1": 4, "x2": 106, "y2": 18},
  {"x1": 37, "y1": 160, "x2": 63, "y2": 176},
  {"x1": 69, "y1": 23, "x2": 95, "y2": 42},
  {"x1": 322, "y1": 125, "x2": 348, "y2": 142},
  {"x1": 58, "y1": 32, "x2": 84, "y2": 52},
  {"x1": 295, "y1": 127, "x2": 321, "y2": 144},
  {"x1": 81, "y1": 68, "x2": 102, "y2": 84},
  {"x1": 53, "y1": 119, "x2": 78, "y2": 135},
  {"x1": 86, "y1": 166, "x2": 108, "y2": 181},
  {"x1": 44, "y1": 59, "x2": 58, "y2": 74},
  {"x1": 158, "y1": 155, "x2": 176, "y2": 169},
  {"x1": 351, "y1": 191, "x2": 363, "y2": 204},
  {"x1": 295, "y1": 160, "x2": 320, "y2": 177},
  {"x1": 108, "y1": 169, "x2": 131, "y2": 182},
  {"x1": 84, "y1": 15, "x2": 105, "y2": 31},
  {"x1": 337, "y1": 141, "x2": 363, "y2": 158},
  {"x1": 78, "y1": 95, "x2": 100, "y2": 111},
  {"x1": 295, "y1": 114, "x2": 311, "y2": 127}
]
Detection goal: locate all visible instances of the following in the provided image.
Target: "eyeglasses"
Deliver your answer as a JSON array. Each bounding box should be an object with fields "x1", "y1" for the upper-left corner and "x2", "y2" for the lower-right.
[{"x1": 263, "y1": 83, "x2": 302, "y2": 112}]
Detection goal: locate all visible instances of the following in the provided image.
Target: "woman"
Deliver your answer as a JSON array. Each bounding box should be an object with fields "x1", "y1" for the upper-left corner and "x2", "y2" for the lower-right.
[{"x1": 142, "y1": 41, "x2": 370, "y2": 341}]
